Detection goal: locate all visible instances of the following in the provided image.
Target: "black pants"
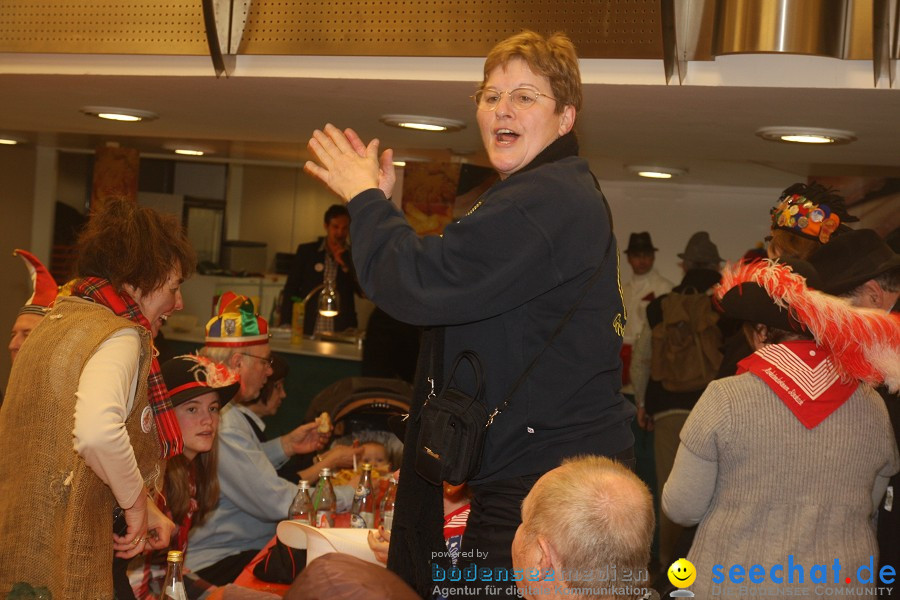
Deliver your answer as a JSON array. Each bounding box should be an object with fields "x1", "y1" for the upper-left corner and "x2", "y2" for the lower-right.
[
  {"x1": 455, "y1": 447, "x2": 636, "y2": 598},
  {"x1": 194, "y1": 549, "x2": 261, "y2": 586},
  {"x1": 113, "y1": 555, "x2": 137, "y2": 600}
]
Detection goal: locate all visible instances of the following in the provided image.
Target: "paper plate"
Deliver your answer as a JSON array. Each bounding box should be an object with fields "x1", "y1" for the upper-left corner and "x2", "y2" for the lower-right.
[{"x1": 276, "y1": 521, "x2": 384, "y2": 567}]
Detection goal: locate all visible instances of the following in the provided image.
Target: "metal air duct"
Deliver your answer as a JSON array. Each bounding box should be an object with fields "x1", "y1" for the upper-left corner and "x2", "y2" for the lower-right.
[{"x1": 713, "y1": 0, "x2": 850, "y2": 58}]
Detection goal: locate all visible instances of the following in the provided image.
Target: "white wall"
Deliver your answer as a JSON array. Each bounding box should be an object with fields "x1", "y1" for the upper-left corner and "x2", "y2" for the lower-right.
[
  {"x1": 233, "y1": 162, "x2": 798, "y2": 283},
  {"x1": 603, "y1": 180, "x2": 795, "y2": 284},
  {"x1": 0, "y1": 145, "x2": 38, "y2": 389},
  {"x1": 238, "y1": 165, "x2": 344, "y2": 271}
]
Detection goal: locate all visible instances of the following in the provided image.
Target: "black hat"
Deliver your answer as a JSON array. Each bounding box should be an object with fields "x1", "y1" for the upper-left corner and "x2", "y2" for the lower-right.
[
  {"x1": 624, "y1": 232, "x2": 658, "y2": 254},
  {"x1": 678, "y1": 231, "x2": 723, "y2": 265},
  {"x1": 718, "y1": 258, "x2": 821, "y2": 332},
  {"x1": 162, "y1": 355, "x2": 241, "y2": 407},
  {"x1": 807, "y1": 229, "x2": 900, "y2": 296}
]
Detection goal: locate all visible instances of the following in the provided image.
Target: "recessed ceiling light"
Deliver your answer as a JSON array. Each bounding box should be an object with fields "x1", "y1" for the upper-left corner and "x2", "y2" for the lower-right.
[
  {"x1": 81, "y1": 106, "x2": 158, "y2": 122},
  {"x1": 0, "y1": 136, "x2": 23, "y2": 145},
  {"x1": 755, "y1": 127, "x2": 856, "y2": 145},
  {"x1": 380, "y1": 115, "x2": 466, "y2": 133},
  {"x1": 174, "y1": 148, "x2": 206, "y2": 156},
  {"x1": 626, "y1": 165, "x2": 687, "y2": 179},
  {"x1": 392, "y1": 160, "x2": 407, "y2": 167}
]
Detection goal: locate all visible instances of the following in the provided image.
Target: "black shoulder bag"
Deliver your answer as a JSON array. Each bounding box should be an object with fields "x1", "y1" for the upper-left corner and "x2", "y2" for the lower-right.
[{"x1": 415, "y1": 227, "x2": 616, "y2": 486}]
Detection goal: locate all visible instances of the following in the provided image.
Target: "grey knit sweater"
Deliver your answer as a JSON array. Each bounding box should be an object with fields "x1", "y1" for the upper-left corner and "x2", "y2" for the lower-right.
[{"x1": 663, "y1": 373, "x2": 899, "y2": 598}]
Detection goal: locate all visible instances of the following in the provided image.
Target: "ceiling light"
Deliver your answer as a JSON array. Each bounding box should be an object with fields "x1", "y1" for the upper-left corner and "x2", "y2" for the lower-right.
[
  {"x1": 0, "y1": 136, "x2": 23, "y2": 145},
  {"x1": 81, "y1": 106, "x2": 158, "y2": 122},
  {"x1": 755, "y1": 127, "x2": 856, "y2": 145},
  {"x1": 380, "y1": 115, "x2": 466, "y2": 133},
  {"x1": 626, "y1": 165, "x2": 687, "y2": 179},
  {"x1": 392, "y1": 160, "x2": 407, "y2": 167},
  {"x1": 174, "y1": 148, "x2": 205, "y2": 156}
]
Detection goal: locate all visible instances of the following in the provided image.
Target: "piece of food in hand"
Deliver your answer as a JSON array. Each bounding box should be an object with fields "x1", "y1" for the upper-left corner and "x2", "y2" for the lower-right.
[{"x1": 316, "y1": 411, "x2": 332, "y2": 433}]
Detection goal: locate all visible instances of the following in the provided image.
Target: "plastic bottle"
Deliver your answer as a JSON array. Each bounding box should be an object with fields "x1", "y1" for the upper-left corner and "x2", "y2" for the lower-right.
[
  {"x1": 311, "y1": 468, "x2": 335, "y2": 528},
  {"x1": 350, "y1": 463, "x2": 375, "y2": 529},
  {"x1": 159, "y1": 550, "x2": 187, "y2": 600},
  {"x1": 288, "y1": 480, "x2": 313, "y2": 524},
  {"x1": 380, "y1": 475, "x2": 397, "y2": 531}
]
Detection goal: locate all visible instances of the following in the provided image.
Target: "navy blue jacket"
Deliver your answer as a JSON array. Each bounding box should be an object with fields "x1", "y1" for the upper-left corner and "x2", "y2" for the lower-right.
[{"x1": 349, "y1": 134, "x2": 633, "y2": 484}]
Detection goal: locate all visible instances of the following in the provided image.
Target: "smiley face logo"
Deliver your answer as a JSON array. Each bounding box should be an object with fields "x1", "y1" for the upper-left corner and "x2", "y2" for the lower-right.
[{"x1": 668, "y1": 558, "x2": 696, "y2": 588}]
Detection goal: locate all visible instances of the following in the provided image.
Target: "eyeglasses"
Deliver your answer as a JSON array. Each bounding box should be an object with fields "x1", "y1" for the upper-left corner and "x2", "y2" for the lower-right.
[
  {"x1": 239, "y1": 352, "x2": 274, "y2": 367},
  {"x1": 472, "y1": 88, "x2": 557, "y2": 111}
]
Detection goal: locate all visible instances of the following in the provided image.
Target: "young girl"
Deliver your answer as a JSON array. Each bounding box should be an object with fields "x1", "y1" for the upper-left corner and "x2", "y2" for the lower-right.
[{"x1": 130, "y1": 355, "x2": 240, "y2": 599}]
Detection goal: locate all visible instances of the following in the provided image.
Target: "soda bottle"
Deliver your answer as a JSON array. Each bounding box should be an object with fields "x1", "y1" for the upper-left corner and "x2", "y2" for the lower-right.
[
  {"x1": 312, "y1": 468, "x2": 335, "y2": 528},
  {"x1": 289, "y1": 480, "x2": 313, "y2": 524},
  {"x1": 350, "y1": 463, "x2": 375, "y2": 529},
  {"x1": 159, "y1": 550, "x2": 187, "y2": 600},
  {"x1": 380, "y1": 474, "x2": 397, "y2": 531}
]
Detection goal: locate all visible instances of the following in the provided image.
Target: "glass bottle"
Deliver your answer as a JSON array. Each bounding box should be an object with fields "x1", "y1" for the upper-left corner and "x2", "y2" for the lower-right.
[
  {"x1": 350, "y1": 462, "x2": 375, "y2": 529},
  {"x1": 159, "y1": 550, "x2": 187, "y2": 600},
  {"x1": 312, "y1": 467, "x2": 335, "y2": 528},
  {"x1": 289, "y1": 480, "x2": 313, "y2": 524},
  {"x1": 291, "y1": 297, "x2": 305, "y2": 345},
  {"x1": 380, "y1": 474, "x2": 397, "y2": 531}
]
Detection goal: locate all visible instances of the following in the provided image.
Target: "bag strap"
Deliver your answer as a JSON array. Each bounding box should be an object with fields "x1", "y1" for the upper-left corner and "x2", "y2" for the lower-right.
[
  {"x1": 488, "y1": 231, "x2": 614, "y2": 425},
  {"x1": 489, "y1": 182, "x2": 615, "y2": 426},
  {"x1": 426, "y1": 176, "x2": 615, "y2": 426},
  {"x1": 441, "y1": 350, "x2": 485, "y2": 401},
  {"x1": 425, "y1": 326, "x2": 446, "y2": 405}
]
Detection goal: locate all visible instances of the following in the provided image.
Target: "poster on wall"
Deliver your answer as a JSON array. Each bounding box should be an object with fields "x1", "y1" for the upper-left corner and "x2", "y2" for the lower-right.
[
  {"x1": 811, "y1": 176, "x2": 900, "y2": 246},
  {"x1": 401, "y1": 162, "x2": 498, "y2": 235}
]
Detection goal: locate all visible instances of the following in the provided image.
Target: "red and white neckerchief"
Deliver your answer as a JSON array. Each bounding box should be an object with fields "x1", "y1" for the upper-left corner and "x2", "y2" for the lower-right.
[{"x1": 737, "y1": 340, "x2": 858, "y2": 429}]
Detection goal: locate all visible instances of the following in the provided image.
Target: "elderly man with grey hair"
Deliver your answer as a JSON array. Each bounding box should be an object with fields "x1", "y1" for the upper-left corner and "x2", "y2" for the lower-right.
[
  {"x1": 807, "y1": 228, "x2": 900, "y2": 312},
  {"x1": 807, "y1": 228, "x2": 900, "y2": 582},
  {"x1": 187, "y1": 293, "x2": 328, "y2": 585},
  {"x1": 511, "y1": 456, "x2": 655, "y2": 600}
]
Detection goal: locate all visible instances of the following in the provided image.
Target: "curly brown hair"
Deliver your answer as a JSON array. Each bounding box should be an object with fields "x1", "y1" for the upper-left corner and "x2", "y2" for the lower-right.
[
  {"x1": 481, "y1": 30, "x2": 582, "y2": 114},
  {"x1": 74, "y1": 197, "x2": 196, "y2": 292}
]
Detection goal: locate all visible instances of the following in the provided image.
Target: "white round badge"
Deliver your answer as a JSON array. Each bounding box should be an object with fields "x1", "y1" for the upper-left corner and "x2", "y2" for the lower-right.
[
  {"x1": 314, "y1": 262, "x2": 324, "y2": 272},
  {"x1": 141, "y1": 406, "x2": 153, "y2": 434}
]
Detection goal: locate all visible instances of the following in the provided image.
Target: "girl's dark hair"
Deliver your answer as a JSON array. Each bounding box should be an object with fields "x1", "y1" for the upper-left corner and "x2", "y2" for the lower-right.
[
  {"x1": 75, "y1": 197, "x2": 196, "y2": 292},
  {"x1": 163, "y1": 443, "x2": 219, "y2": 528}
]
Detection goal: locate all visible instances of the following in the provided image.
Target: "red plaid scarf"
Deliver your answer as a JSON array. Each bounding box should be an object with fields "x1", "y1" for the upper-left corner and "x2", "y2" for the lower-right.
[{"x1": 72, "y1": 276, "x2": 183, "y2": 458}]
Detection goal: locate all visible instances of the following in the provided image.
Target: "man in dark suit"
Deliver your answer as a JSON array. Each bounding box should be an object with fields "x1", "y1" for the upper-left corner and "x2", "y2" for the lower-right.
[{"x1": 280, "y1": 204, "x2": 359, "y2": 335}]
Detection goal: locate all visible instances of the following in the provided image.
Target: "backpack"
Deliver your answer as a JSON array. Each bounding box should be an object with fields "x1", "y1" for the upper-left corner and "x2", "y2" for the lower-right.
[{"x1": 650, "y1": 291, "x2": 723, "y2": 392}]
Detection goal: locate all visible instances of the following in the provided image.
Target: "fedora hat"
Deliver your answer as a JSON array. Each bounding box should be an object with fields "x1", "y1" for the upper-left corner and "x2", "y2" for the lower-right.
[
  {"x1": 718, "y1": 258, "x2": 821, "y2": 332},
  {"x1": 715, "y1": 259, "x2": 900, "y2": 390},
  {"x1": 678, "y1": 231, "x2": 723, "y2": 265},
  {"x1": 624, "y1": 232, "x2": 658, "y2": 254},
  {"x1": 161, "y1": 355, "x2": 241, "y2": 407},
  {"x1": 807, "y1": 228, "x2": 900, "y2": 296}
]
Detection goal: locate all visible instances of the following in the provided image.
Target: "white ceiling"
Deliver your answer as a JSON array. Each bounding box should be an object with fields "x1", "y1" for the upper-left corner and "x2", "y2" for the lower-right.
[{"x1": 0, "y1": 52, "x2": 898, "y2": 187}]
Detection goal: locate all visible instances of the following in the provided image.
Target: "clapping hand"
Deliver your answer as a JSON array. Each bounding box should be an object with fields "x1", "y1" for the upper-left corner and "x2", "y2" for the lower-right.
[{"x1": 305, "y1": 124, "x2": 396, "y2": 202}]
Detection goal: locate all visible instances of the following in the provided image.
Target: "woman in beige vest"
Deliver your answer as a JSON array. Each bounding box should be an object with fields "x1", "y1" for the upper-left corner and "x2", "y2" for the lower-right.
[{"x1": 0, "y1": 197, "x2": 196, "y2": 599}]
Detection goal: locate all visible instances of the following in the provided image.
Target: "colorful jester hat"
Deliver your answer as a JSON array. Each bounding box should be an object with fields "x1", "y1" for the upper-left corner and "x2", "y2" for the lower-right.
[{"x1": 204, "y1": 291, "x2": 270, "y2": 348}]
